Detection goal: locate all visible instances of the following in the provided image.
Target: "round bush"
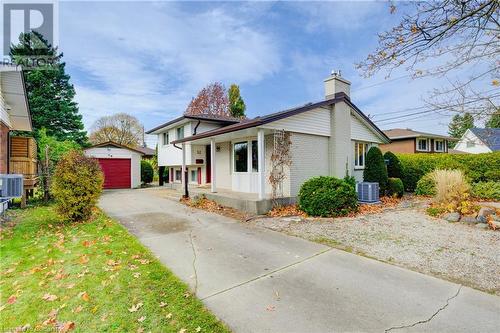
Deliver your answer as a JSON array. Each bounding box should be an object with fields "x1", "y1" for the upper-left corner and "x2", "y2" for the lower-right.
[
  {"x1": 51, "y1": 150, "x2": 104, "y2": 222},
  {"x1": 363, "y1": 147, "x2": 388, "y2": 195},
  {"x1": 387, "y1": 178, "x2": 404, "y2": 198},
  {"x1": 384, "y1": 151, "x2": 402, "y2": 179},
  {"x1": 298, "y1": 176, "x2": 358, "y2": 217},
  {"x1": 141, "y1": 160, "x2": 154, "y2": 184},
  {"x1": 415, "y1": 172, "x2": 436, "y2": 196}
]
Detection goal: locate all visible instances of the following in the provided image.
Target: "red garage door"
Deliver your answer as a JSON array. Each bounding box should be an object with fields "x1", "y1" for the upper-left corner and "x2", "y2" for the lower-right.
[{"x1": 97, "y1": 158, "x2": 131, "y2": 189}]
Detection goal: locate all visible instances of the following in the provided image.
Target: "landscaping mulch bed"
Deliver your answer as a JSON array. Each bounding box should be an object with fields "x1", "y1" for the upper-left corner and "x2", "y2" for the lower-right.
[{"x1": 250, "y1": 198, "x2": 500, "y2": 295}]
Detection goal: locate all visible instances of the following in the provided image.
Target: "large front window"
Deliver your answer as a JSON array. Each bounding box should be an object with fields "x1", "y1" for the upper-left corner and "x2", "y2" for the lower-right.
[
  {"x1": 354, "y1": 142, "x2": 369, "y2": 168},
  {"x1": 233, "y1": 140, "x2": 259, "y2": 173}
]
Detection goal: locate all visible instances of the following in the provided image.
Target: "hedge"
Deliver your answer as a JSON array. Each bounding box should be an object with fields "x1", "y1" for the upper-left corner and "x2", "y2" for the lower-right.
[
  {"x1": 141, "y1": 160, "x2": 154, "y2": 184},
  {"x1": 397, "y1": 152, "x2": 500, "y2": 191}
]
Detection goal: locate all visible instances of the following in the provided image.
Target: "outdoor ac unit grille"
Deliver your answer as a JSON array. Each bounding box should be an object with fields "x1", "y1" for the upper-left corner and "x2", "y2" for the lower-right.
[
  {"x1": 356, "y1": 182, "x2": 379, "y2": 203},
  {"x1": 0, "y1": 174, "x2": 24, "y2": 199}
]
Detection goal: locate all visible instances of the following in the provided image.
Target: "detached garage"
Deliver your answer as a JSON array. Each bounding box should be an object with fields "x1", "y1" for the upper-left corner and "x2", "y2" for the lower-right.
[{"x1": 84, "y1": 142, "x2": 144, "y2": 189}]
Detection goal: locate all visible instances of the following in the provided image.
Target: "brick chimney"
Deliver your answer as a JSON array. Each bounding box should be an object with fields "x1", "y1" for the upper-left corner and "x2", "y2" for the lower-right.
[{"x1": 324, "y1": 70, "x2": 350, "y2": 99}]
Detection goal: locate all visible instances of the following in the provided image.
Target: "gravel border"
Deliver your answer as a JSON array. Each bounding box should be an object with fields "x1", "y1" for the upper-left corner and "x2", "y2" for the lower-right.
[{"x1": 249, "y1": 202, "x2": 500, "y2": 295}]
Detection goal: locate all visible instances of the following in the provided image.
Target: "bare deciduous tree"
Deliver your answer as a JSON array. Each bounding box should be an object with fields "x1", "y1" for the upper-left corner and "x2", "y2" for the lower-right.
[
  {"x1": 185, "y1": 82, "x2": 230, "y2": 117},
  {"x1": 89, "y1": 113, "x2": 144, "y2": 147},
  {"x1": 357, "y1": 0, "x2": 499, "y2": 119}
]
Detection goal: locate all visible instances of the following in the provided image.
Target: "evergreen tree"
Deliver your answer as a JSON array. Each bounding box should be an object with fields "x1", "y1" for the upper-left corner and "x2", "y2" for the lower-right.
[
  {"x1": 448, "y1": 112, "x2": 474, "y2": 139},
  {"x1": 10, "y1": 32, "x2": 87, "y2": 145},
  {"x1": 228, "y1": 84, "x2": 246, "y2": 118},
  {"x1": 363, "y1": 147, "x2": 388, "y2": 195},
  {"x1": 383, "y1": 151, "x2": 402, "y2": 179},
  {"x1": 485, "y1": 110, "x2": 500, "y2": 128}
]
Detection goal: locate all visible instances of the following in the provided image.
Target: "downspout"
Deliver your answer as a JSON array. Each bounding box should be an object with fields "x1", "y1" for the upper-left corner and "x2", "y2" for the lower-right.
[
  {"x1": 192, "y1": 120, "x2": 201, "y2": 135},
  {"x1": 173, "y1": 143, "x2": 182, "y2": 150}
]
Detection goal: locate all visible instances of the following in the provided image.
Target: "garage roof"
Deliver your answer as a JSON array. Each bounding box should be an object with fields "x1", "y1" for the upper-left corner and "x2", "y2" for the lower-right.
[{"x1": 85, "y1": 141, "x2": 145, "y2": 155}]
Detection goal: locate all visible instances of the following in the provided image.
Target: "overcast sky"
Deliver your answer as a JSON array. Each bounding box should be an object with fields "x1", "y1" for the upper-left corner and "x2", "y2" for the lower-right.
[{"x1": 58, "y1": 1, "x2": 479, "y2": 146}]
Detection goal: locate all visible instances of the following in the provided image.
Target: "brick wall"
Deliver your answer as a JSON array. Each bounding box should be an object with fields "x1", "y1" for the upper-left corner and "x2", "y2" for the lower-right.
[{"x1": 0, "y1": 122, "x2": 9, "y2": 173}]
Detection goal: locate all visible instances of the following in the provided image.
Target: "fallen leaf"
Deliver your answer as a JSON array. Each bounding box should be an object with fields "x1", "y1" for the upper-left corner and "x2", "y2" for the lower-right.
[
  {"x1": 79, "y1": 255, "x2": 89, "y2": 264},
  {"x1": 58, "y1": 321, "x2": 75, "y2": 333},
  {"x1": 100, "y1": 313, "x2": 108, "y2": 322},
  {"x1": 196, "y1": 327, "x2": 202, "y2": 332},
  {"x1": 0, "y1": 305, "x2": 6, "y2": 312},
  {"x1": 128, "y1": 302, "x2": 143, "y2": 312},
  {"x1": 43, "y1": 294, "x2": 58, "y2": 301},
  {"x1": 7, "y1": 295, "x2": 17, "y2": 304},
  {"x1": 266, "y1": 305, "x2": 275, "y2": 311},
  {"x1": 165, "y1": 313, "x2": 173, "y2": 319},
  {"x1": 105, "y1": 250, "x2": 113, "y2": 255},
  {"x1": 159, "y1": 302, "x2": 167, "y2": 308},
  {"x1": 66, "y1": 283, "x2": 75, "y2": 289},
  {"x1": 133, "y1": 272, "x2": 141, "y2": 278},
  {"x1": 72, "y1": 305, "x2": 83, "y2": 313},
  {"x1": 137, "y1": 328, "x2": 144, "y2": 333},
  {"x1": 78, "y1": 291, "x2": 90, "y2": 302},
  {"x1": 137, "y1": 316, "x2": 146, "y2": 323},
  {"x1": 179, "y1": 329, "x2": 187, "y2": 333}
]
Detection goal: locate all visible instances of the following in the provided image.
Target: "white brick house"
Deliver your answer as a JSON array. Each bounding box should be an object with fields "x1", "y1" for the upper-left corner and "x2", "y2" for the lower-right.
[{"x1": 147, "y1": 73, "x2": 390, "y2": 201}]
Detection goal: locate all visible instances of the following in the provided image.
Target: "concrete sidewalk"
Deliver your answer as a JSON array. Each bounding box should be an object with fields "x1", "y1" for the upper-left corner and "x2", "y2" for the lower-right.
[{"x1": 99, "y1": 188, "x2": 500, "y2": 333}]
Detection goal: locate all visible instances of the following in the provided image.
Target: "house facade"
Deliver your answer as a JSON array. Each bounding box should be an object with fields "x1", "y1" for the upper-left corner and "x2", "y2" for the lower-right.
[
  {"x1": 148, "y1": 74, "x2": 389, "y2": 200},
  {"x1": 454, "y1": 128, "x2": 500, "y2": 154},
  {"x1": 0, "y1": 66, "x2": 32, "y2": 174},
  {"x1": 379, "y1": 129, "x2": 455, "y2": 154}
]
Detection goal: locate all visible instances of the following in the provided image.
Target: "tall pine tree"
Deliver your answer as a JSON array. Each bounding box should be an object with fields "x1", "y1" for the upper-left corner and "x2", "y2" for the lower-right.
[
  {"x1": 448, "y1": 112, "x2": 474, "y2": 139},
  {"x1": 10, "y1": 32, "x2": 87, "y2": 145}
]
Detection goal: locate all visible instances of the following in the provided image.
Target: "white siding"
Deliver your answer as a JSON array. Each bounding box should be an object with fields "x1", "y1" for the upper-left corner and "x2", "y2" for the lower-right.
[
  {"x1": 84, "y1": 147, "x2": 142, "y2": 189},
  {"x1": 0, "y1": 81, "x2": 12, "y2": 127},
  {"x1": 454, "y1": 130, "x2": 492, "y2": 154},
  {"x1": 351, "y1": 113, "x2": 381, "y2": 143},
  {"x1": 289, "y1": 132, "x2": 329, "y2": 196},
  {"x1": 262, "y1": 107, "x2": 331, "y2": 137}
]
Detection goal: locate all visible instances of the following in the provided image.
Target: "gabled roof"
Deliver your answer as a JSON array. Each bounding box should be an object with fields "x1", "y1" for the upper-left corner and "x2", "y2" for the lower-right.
[
  {"x1": 469, "y1": 128, "x2": 500, "y2": 151},
  {"x1": 383, "y1": 128, "x2": 455, "y2": 141},
  {"x1": 84, "y1": 141, "x2": 145, "y2": 155},
  {"x1": 172, "y1": 93, "x2": 390, "y2": 144},
  {"x1": 146, "y1": 113, "x2": 241, "y2": 134}
]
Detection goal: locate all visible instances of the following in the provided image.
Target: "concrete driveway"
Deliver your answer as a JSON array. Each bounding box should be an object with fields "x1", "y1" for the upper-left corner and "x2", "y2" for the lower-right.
[{"x1": 99, "y1": 188, "x2": 500, "y2": 333}]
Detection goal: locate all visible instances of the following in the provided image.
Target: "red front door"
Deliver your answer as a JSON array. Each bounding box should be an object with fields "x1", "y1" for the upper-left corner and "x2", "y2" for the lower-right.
[
  {"x1": 97, "y1": 158, "x2": 131, "y2": 189},
  {"x1": 206, "y1": 144, "x2": 211, "y2": 183}
]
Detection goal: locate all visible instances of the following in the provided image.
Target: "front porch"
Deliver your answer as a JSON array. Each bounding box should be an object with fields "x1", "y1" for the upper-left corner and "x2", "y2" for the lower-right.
[{"x1": 160, "y1": 184, "x2": 295, "y2": 215}]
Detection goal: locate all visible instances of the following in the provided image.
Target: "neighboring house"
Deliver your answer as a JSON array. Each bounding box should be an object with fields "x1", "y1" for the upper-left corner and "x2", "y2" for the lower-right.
[
  {"x1": 454, "y1": 128, "x2": 500, "y2": 154},
  {"x1": 148, "y1": 73, "x2": 389, "y2": 202},
  {"x1": 0, "y1": 65, "x2": 37, "y2": 208},
  {"x1": 380, "y1": 129, "x2": 455, "y2": 154},
  {"x1": 135, "y1": 145, "x2": 156, "y2": 159}
]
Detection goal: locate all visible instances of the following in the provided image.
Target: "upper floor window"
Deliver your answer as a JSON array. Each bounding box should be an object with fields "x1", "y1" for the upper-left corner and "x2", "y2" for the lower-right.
[
  {"x1": 354, "y1": 141, "x2": 369, "y2": 168},
  {"x1": 466, "y1": 141, "x2": 475, "y2": 148},
  {"x1": 162, "y1": 132, "x2": 169, "y2": 145},
  {"x1": 434, "y1": 139, "x2": 444, "y2": 152},
  {"x1": 417, "y1": 138, "x2": 428, "y2": 151},
  {"x1": 176, "y1": 126, "x2": 184, "y2": 140}
]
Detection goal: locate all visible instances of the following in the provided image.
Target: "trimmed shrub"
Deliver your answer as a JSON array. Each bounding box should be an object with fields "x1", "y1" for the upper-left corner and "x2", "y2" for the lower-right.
[
  {"x1": 397, "y1": 152, "x2": 500, "y2": 191},
  {"x1": 141, "y1": 160, "x2": 154, "y2": 184},
  {"x1": 298, "y1": 176, "x2": 358, "y2": 217},
  {"x1": 363, "y1": 147, "x2": 388, "y2": 194},
  {"x1": 471, "y1": 181, "x2": 500, "y2": 201},
  {"x1": 415, "y1": 173, "x2": 436, "y2": 196},
  {"x1": 387, "y1": 178, "x2": 404, "y2": 198},
  {"x1": 384, "y1": 151, "x2": 402, "y2": 179},
  {"x1": 51, "y1": 150, "x2": 104, "y2": 222}
]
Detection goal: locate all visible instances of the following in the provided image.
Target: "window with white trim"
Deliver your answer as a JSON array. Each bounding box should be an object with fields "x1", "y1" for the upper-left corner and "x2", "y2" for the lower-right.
[
  {"x1": 175, "y1": 169, "x2": 182, "y2": 181},
  {"x1": 434, "y1": 139, "x2": 444, "y2": 152},
  {"x1": 417, "y1": 138, "x2": 428, "y2": 151},
  {"x1": 466, "y1": 141, "x2": 475, "y2": 148},
  {"x1": 191, "y1": 169, "x2": 197, "y2": 182},
  {"x1": 354, "y1": 142, "x2": 369, "y2": 168},
  {"x1": 162, "y1": 132, "x2": 169, "y2": 145},
  {"x1": 176, "y1": 126, "x2": 184, "y2": 140},
  {"x1": 233, "y1": 140, "x2": 259, "y2": 173}
]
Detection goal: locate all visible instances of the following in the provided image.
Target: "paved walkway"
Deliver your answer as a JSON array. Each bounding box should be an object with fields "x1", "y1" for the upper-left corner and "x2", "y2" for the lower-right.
[{"x1": 99, "y1": 188, "x2": 500, "y2": 333}]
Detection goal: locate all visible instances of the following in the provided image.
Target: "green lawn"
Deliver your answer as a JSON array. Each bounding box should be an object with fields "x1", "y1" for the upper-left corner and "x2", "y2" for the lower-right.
[{"x1": 0, "y1": 205, "x2": 229, "y2": 333}]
